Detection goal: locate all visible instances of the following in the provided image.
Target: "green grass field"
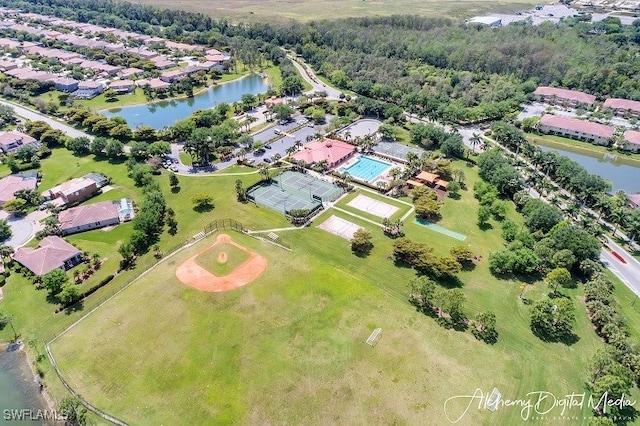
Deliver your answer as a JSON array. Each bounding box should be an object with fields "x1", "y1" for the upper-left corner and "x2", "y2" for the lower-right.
[
  {"x1": 42, "y1": 161, "x2": 627, "y2": 424},
  {"x1": 126, "y1": 0, "x2": 539, "y2": 22},
  {"x1": 194, "y1": 242, "x2": 250, "y2": 276}
]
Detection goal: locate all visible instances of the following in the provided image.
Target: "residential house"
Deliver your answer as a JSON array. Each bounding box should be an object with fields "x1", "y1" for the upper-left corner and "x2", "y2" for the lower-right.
[
  {"x1": 0, "y1": 38, "x2": 20, "y2": 49},
  {"x1": 159, "y1": 69, "x2": 187, "y2": 83},
  {"x1": 73, "y1": 81, "x2": 104, "y2": 99},
  {"x1": 533, "y1": 87, "x2": 596, "y2": 108},
  {"x1": 53, "y1": 77, "x2": 79, "y2": 93},
  {"x1": 44, "y1": 177, "x2": 98, "y2": 206},
  {"x1": 603, "y1": 98, "x2": 640, "y2": 119},
  {"x1": 623, "y1": 130, "x2": 640, "y2": 153},
  {"x1": 0, "y1": 59, "x2": 17, "y2": 71},
  {"x1": 150, "y1": 57, "x2": 175, "y2": 69},
  {"x1": 118, "y1": 67, "x2": 142, "y2": 79},
  {"x1": 13, "y1": 236, "x2": 82, "y2": 276},
  {"x1": 539, "y1": 114, "x2": 615, "y2": 146},
  {"x1": 628, "y1": 193, "x2": 640, "y2": 209},
  {"x1": 109, "y1": 79, "x2": 135, "y2": 94},
  {"x1": 196, "y1": 61, "x2": 217, "y2": 72},
  {"x1": 58, "y1": 198, "x2": 132, "y2": 235},
  {"x1": 292, "y1": 138, "x2": 356, "y2": 168},
  {"x1": 143, "y1": 78, "x2": 171, "y2": 91},
  {"x1": 0, "y1": 173, "x2": 38, "y2": 206},
  {"x1": 129, "y1": 47, "x2": 158, "y2": 60},
  {"x1": 0, "y1": 131, "x2": 38, "y2": 154}
]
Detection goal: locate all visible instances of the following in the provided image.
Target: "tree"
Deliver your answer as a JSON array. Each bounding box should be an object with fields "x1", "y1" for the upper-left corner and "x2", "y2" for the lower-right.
[
  {"x1": 530, "y1": 298, "x2": 575, "y2": 342},
  {"x1": 0, "y1": 311, "x2": 17, "y2": 340},
  {"x1": 447, "y1": 181, "x2": 461, "y2": 198},
  {"x1": 2, "y1": 199, "x2": 27, "y2": 216},
  {"x1": 273, "y1": 103, "x2": 294, "y2": 121},
  {"x1": 351, "y1": 228, "x2": 373, "y2": 255},
  {"x1": 58, "y1": 396, "x2": 87, "y2": 426},
  {"x1": 0, "y1": 219, "x2": 11, "y2": 241},
  {"x1": 477, "y1": 205, "x2": 491, "y2": 226},
  {"x1": 67, "y1": 136, "x2": 91, "y2": 155},
  {"x1": 546, "y1": 267, "x2": 572, "y2": 293},
  {"x1": 192, "y1": 193, "x2": 213, "y2": 210},
  {"x1": 473, "y1": 311, "x2": 498, "y2": 344},
  {"x1": 450, "y1": 245, "x2": 474, "y2": 265},
  {"x1": 57, "y1": 282, "x2": 80, "y2": 304},
  {"x1": 42, "y1": 268, "x2": 69, "y2": 297},
  {"x1": 281, "y1": 75, "x2": 304, "y2": 96},
  {"x1": 490, "y1": 200, "x2": 508, "y2": 221},
  {"x1": 234, "y1": 179, "x2": 246, "y2": 201},
  {"x1": 414, "y1": 197, "x2": 441, "y2": 221},
  {"x1": 15, "y1": 145, "x2": 36, "y2": 162},
  {"x1": 103, "y1": 88, "x2": 118, "y2": 101},
  {"x1": 169, "y1": 172, "x2": 179, "y2": 190},
  {"x1": 105, "y1": 139, "x2": 124, "y2": 159},
  {"x1": 89, "y1": 137, "x2": 108, "y2": 156}
]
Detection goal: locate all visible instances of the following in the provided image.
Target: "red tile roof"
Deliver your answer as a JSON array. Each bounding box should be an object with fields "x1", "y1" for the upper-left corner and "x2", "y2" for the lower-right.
[
  {"x1": 13, "y1": 236, "x2": 81, "y2": 276},
  {"x1": 534, "y1": 86, "x2": 596, "y2": 105},
  {"x1": 629, "y1": 193, "x2": 640, "y2": 207},
  {"x1": 540, "y1": 114, "x2": 615, "y2": 139},
  {"x1": 58, "y1": 200, "x2": 120, "y2": 233},
  {"x1": 292, "y1": 138, "x2": 356, "y2": 165},
  {"x1": 624, "y1": 130, "x2": 640, "y2": 146},
  {"x1": 605, "y1": 98, "x2": 640, "y2": 113},
  {"x1": 0, "y1": 174, "x2": 37, "y2": 204}
]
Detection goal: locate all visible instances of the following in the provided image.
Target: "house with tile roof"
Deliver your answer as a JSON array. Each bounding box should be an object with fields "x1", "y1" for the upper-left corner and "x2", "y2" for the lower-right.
[
  {"x1": 13, "y1": 236, "x2": 82, "y2": 275},
  {"x1": 534, "y1": 87, "x2": 596, "y2": 108},
  {"x1": 0, "y1": 173, "x2": 38, "y2": 206},
  {"x1": 43, "y1": 177, "x2": 98, "y2": 206},
  {"x1": 58, "y1": 198, "x2": 131, "y2": 235},
  {"x1": 0, "y1": 131, "x2": 38, "y2": 153},
  {"x1": 539, "y1": 114, "x2": 615, "y2": 146},
  {"x1": 604, "y1": 98, "x2": 640, "y2": 119},
  {"x1": 623, "y1": 130, "x2": 640, "y2": 153}
]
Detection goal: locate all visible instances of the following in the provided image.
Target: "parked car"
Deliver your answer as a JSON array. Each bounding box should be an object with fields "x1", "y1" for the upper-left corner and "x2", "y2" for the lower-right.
[
  {"x1": 274, "y1": 128, "x2": 282, "y2": 135},
  {"x1": 263, "y1": 158, "x2": 272, "y2": 163},
  {"x1": 265, "y1": 145, "x2": 272, "y2": 149},
  {"x1": 169, "y1": 165, "x2": 178, "y2": 172}
]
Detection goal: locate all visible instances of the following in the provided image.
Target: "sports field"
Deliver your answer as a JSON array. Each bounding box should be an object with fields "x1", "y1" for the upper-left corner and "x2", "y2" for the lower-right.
[
  {"x1": 194, "y1": 241, "x2": 250, "y2": 276},
  {"x1": 127, "y1": 0, "x2": 539, "y2": 22}
]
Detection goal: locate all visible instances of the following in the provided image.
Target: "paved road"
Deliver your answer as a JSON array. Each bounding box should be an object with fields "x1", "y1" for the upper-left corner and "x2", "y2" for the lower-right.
[
  {"x1": 0, "y1": 98, "x2": 93, "y2": 139},
  {"x1": 287, "y1": 54, "x2": 343, "y2": 99},
  {"x1": 600, "y1": 236, "x2": 640, "y2": 297}
]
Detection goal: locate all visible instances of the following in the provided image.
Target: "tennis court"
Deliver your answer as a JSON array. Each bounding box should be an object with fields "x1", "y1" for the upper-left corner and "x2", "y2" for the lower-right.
[
  {"x1": 248, "y1": 184, "x2": 320, "y2": 214},
  {"x1": 374, "y1": 141, "x2": 425, "y2": 161},
  {"x1": 274, "y1": 171, "x2": 342, "y2": 202},
  {"x1": 347, "y1": 194, "x2": 399, "y2": 218},
  {"x1": 317, "y1": 215, "x2": 363, "y2": 241}
]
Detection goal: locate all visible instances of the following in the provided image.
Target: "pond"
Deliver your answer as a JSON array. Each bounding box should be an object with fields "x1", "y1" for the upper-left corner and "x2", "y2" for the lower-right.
[
  {"x1": 536, "y1": 142, "x2": 640, "y2": 193},
  {"x1": 0, "y1": 344, "x2": 53, "y2": 425},
  {"x1": 101, "y1": 74, "x2": 270, "y2": 129}
]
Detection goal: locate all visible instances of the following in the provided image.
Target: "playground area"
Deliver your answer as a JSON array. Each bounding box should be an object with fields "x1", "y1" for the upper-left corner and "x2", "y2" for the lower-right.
[
  {"x1": 317, "y1": 215, "x2": 363, "y2": 241},
  {"x1": 176, "y1": 234, "x2": 268, "y2": 292},
  {"x1": 373, "y1": 141, "x2": 425, "y2": 161},
  {"x1": 347, "y1": 194, "x2": 399, "y2": 219},
  {"x1": 247, "y1": 171, "x2": 342, "y2": 214}
]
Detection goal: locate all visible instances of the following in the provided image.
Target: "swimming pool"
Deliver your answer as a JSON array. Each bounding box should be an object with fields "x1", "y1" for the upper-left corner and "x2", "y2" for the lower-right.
[{"x1": 340, "y1": 156, "x2": 392, "y2": 182}]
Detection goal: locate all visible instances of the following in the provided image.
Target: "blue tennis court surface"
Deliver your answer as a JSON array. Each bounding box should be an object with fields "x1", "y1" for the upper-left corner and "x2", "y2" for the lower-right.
[
  {"x1": 340, "y1": 156, "x2": 391, "y2": 182},
  {"x1": 415, "y1": 218, "x2": 467, "y2": 241}
]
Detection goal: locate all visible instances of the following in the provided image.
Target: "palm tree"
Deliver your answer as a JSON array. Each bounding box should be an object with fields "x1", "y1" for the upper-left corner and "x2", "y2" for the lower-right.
[
  {"x1": 0, "y1": 245, "x2": 14, "y2": 261},
  {"x1": 470, "y1": 132, "x2": 482, "y2": 154},
  {"x1": 259, "y1": 165, "x2": 270, "y2": 182},
  {"x1": 285, "y1": 146, "x2": 297, "y2": 157},
  {"x1": 610, "y1": 207, "x2": 629, "y2": 238}
]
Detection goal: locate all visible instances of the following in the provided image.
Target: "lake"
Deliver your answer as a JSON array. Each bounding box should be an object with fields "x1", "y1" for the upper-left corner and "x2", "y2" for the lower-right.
[
  {"x1": 536, "y1": 142, "x2": 640, "y2": 193},
  {"x1": 0, "y1": 344, "x2": 54, "y2": 425},
  {"x1": 102, "y1": 74, "x2": 270, "y2": 129}
]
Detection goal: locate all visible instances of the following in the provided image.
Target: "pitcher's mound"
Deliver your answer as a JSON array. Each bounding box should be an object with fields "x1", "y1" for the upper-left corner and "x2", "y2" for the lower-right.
[{"x1": 175, "y1": 234, "x2": 268, "y2": 292}]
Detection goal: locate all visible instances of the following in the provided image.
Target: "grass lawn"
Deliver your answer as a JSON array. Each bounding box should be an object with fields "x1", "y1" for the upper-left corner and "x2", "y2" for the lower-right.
[
  {"x1": 126, "y1": 0, "x2": 537, "y2": 22},
  {"x1": 179, "y1": 151, "x2": 192, "y2": 166},
  {"x1": 5, "y1": 146, "x2": 640, "y2": 424},
  {"x1": 194, "y1": 242, "x2": 250, "y2": 275},
  {"x1": 77, "y1": 88, "x2": 149, "y2": 112}
]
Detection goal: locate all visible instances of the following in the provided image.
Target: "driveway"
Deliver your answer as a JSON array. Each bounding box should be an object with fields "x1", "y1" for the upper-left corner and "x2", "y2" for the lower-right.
[{"x1": 0, "y1": 210, "x2": 49, "y2": 248}]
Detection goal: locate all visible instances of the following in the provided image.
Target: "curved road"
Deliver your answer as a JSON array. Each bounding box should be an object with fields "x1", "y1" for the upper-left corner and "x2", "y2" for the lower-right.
[
  {"x1": 286, "y1": 54, "x2": 343, "y2": 100},
  {"x1": 0, "y1": 98, "x2": 93, "y2": 139}
]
